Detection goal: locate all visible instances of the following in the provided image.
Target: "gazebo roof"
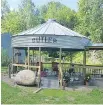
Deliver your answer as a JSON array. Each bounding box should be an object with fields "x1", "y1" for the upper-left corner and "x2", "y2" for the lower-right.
[
  {"x1": 15, "y1": 19, "x2": 86, "y2": 38},
  {"x1": 12, "y1": 19, "x2": 91, "y2": 50}
]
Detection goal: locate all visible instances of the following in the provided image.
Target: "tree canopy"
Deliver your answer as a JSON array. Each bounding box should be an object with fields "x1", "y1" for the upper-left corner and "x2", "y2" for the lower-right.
[
  {"x1": 40, "y1": 1, "x2": 77, "y2": 29},
  {"x1": 1, "y1": 0, "x2": 77, "y2": 34},
  {"x1": 1, "y1": 0, "x2": 40, "y2": 34},
  {"x1": 1, "y1": 0, "x2": 10, "y2": 18},
  {"x1": 76, "y1": 0, "x2": 103, "y2": 43}
]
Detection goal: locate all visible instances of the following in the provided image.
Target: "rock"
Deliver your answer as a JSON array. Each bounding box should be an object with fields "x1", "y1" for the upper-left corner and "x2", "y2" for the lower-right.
[{"x1": 14, "y1": 70, "x2": 36, "y2": 86}]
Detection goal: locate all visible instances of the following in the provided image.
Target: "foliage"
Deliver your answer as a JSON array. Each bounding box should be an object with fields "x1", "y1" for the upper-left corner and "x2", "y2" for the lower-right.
[
  {"x1": 84, "y1": 73, "x2": 91, "y2": 82},
  {"x1": 97, "y1": 51, "x2": 103, "y2": 65},
  {"x1": 1, "y1": 0, "x2": 10, "y2": 18},
  {"x1": 1, "y1": 11, "x2": 24, "y2": 34},
  {"x1": 1, "y1": 81, "x2": 103, "y2": 104},
  {"x1": 40, "y1": 1, "x2": 77, "y2": 29},
  {"x1": 86, "y1": 50, "x2": 103, "y2": 65},
  {"x1": 1, "y1": 66, "x2": 8, "y2": 73},
  {"x1": 1, "y1": 0, "x2": 40, "y2": 34},
  {"x1": 75, "y1": 0, "x2": 103, "y2": 65},
  {"x1": 1, "y1": 48, "x2": 11, "y2": 66},
  {"x1": 19, "y1": 0, "x2": 40, "y2": 30},
  {"x1": 72, "y1": 52, "x2": 83, "y2": 64},
  {"x1": 76, "y1": 0, "x2": 103, "y2": 43}
]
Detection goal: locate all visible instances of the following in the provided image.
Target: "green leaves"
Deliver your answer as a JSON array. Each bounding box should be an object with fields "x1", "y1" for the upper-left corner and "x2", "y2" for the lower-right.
[
  {"x1": 19, "y1": 0, "x2": 40, "y2": 29},
  {"x1": 40, "y1": 1, "x2": 77, "y2": 29},
  {"x1": 1, "y1": 1, "x2": 78, "y2": 35},
  {"x1": 1, "y1": 48, "x2": 11, "y2": 66},
  {"x1": 1, "y1": 11, "x2": 23, "y2": 34},
  {"x1": 1, "y1": 0, "x2": 40, "y2": 34},
  {"x1": 76, "y1": 0, "x2": 103, "y2": 43},
  {"x1": 1, "y1": 0, "x2": 10, "y2": 18}
]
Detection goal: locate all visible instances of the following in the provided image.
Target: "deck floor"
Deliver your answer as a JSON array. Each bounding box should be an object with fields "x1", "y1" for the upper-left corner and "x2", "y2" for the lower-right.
[{"x1": 41, "y1": 76, "x2": 60, "y2": 89}]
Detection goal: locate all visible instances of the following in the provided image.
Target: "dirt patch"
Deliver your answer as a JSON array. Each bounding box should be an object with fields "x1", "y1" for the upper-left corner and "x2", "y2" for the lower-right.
[{"x1": 1, "y1": 73, "x2": 15, "y2": 87}]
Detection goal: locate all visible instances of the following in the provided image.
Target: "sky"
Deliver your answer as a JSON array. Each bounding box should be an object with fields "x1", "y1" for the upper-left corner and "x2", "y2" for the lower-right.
[{"x1": 7, "y1": 0, "x2": 78, "y2": 11}]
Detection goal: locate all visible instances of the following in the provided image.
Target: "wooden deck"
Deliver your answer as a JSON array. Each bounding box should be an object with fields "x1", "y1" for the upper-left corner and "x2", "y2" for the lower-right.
[
  {"x1": 8, "y1": 63, "x2": 103, "y2": 89},
  {"x1": 41, "y1": 76, "x2": 60, "y2": 89}
]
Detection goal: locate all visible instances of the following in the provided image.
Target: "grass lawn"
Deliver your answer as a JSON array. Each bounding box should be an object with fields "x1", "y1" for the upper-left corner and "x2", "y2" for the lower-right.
[{"x1": 1, "y1": 81, "x2": 103, "y2": 104}]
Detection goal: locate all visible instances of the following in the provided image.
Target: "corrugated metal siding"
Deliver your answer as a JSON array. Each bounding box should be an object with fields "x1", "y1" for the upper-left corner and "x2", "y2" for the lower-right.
[{"x1": 12, "y1": 35, "x2": 90, "y2": 49}]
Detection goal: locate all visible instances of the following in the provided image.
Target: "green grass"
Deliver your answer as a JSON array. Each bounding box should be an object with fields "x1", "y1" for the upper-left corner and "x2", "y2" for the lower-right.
[{"x1": 1, "y1": 81, "x2": 103, "y2": 104}]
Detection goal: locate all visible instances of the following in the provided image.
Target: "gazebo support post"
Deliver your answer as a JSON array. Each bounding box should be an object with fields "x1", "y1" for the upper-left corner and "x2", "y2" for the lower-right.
[
  {"x1": 9, "y1": 47, "x2": 14, "y2": 78},
  {"x1": 59, "y1": 48, "x2": 63, "y2": 88},
  {"x1": 83, "y1": 49, "x2": 86, "y2": 77},
  {"x1": 16, "y1": 49, "x2": 19, "y2": 72},
  {"x1": 25, "y1": 49, "x2": 27, "y2": 69},
  {"x1": 38, "y1": 47, "x2": 41, "y2": 88},
  {"x1": 28, "y1": 47, "x2": 30, "y2": 70},
  {"x1": 12, "y1": 47, "x2": 14, "y2": 76},
  {"x1": 33, "y1": 50, "x2": 34, "y2": 65},
  {"x1": 16, "y1": 49, "x2": 19, "y2": 63},
  {"x1": 8, "y1": 63, "x2": 11, "y2": 78}
]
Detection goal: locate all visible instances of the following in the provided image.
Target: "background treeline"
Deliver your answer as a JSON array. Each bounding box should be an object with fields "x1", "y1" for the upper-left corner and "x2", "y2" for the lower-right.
[{"x1": 1, "y1": 0, "x2": 103, "y2": 65}]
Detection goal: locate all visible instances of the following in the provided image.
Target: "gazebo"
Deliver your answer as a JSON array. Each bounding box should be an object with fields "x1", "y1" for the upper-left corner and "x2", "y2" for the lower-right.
[{"x1": 11, "y1": 19, "x2": 92, "y2": 87}]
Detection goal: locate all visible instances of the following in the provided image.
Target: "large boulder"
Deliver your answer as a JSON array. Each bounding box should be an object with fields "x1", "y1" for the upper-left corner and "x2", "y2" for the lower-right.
[{"x1": 14, "y1": 70, "x2": 37, "y2": 86}]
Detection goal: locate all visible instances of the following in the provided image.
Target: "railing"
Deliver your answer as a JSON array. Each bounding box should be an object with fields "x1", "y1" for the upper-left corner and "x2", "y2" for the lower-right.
[
  {"x1": 84, "y1": 65, "x2": 103, "y2": 78},
  {"x1": 61, "y1": 63, "x2": 103, "y2": 78},
  {"x1": 9, "y1": 62, "x2": 103, "y2": 80},
  {"x1": 33, "y1": 62, "x2": 103, "y2": 79}
]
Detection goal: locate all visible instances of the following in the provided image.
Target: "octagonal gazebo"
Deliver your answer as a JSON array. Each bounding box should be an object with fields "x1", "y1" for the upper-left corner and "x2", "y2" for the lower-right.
[{"x1": 11, "y1": 19, "x2": 91, "y2": 87}]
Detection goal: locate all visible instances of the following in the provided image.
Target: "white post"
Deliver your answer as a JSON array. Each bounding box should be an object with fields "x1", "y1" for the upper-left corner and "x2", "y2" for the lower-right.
[
  {"x1": 83, "y1": 50, "x2": 86, "y2": 76},
  {"x1": 38, "y1": 47, "x2": 41, "y2": 87},
  {"x1": 28, "y1": 47, "x2": 30, "y2": 70},
  {"x1": 12, "y1": 47, "x2": 14, "y2": 76},
  {"x1": 59, "y1": 48, "x2": 63, "y2": 88}
]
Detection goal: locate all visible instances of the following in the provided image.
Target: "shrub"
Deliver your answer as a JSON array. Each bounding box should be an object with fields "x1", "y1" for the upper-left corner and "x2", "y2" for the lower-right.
[{"x1": 1, "y1": 48, "x2": 11, "y2": 66}]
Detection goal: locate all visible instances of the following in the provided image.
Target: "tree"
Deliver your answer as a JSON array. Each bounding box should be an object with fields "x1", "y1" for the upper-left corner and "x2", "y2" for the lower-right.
[
  {"x1": 19, "y1": 0, "x2": 40, "y2": 30},
  {"x1": 44, "y1": 2, "x2": 62, "y2": 20},
  {"x1": 1, "y1": 0, "x2": 41, "y2": 34},
  {"x1": 40, "y1": 1, "x2": 77, "y2": 29},
  {"x1": 56, "y1": 6, "x2": 77, "y2": 29},
  {"x1": 1, "y1": 48, "x2": 11, "y2": 66},
  {"x1": 76, "y1": 0, "x2": 103, "y2": 43},
  {"x1": 1, "y1": 10, "x2": 24, "y2": 34},
  {"x1": 1, "y1": 0, "x2": 10, "y2": 18},
  {"x1": 76, "y1": 0, "x2": 103, "y2": 65}
]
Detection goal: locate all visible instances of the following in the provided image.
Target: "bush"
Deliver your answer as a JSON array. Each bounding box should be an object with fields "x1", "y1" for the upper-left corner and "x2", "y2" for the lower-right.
[
  {"x1": 84, "y1": 73, "x2": 91, "y2": 82},
  {"x1": 1, "y1": 48, "x2": 11, "y2": 66}
]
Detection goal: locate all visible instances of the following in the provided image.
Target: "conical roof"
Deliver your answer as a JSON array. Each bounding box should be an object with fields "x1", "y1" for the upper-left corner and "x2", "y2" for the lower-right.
[{"x1": 15, "y1": 19, "x2": 86, "y2": 38}]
